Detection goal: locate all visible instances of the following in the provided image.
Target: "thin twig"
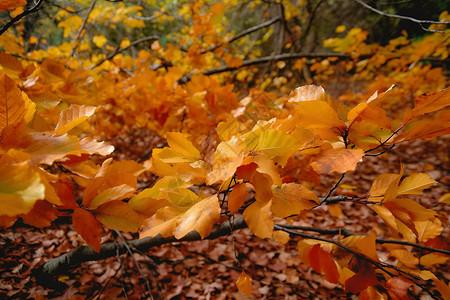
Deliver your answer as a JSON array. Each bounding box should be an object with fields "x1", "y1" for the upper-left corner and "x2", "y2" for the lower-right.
[
  {"x1": 354, "y1": 0, "x2": 449, "y2": 33},
  {"x1": 115, "y1": 230, "x2": 154, "y2": 300},
  {"x1": 201, "y1": 16, "x2": 281, "y2": 54},
  {"x1": 70, "y1": 0, "x2": 97, "y2": 57},
  {"x1": 0, "y1": 0, "x2": 45, "y2": 36},
  {"x1": 320, "y1": 173, "x2": 346, "y2": 204},
  {"x1": 276, "y1": 224, "x2": 450, "y2": 256}
]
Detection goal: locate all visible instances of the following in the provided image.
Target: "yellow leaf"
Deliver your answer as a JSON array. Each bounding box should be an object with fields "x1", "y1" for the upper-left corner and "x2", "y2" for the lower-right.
[
  {"x1": 336, "y1": 25, "x2": 346, "y2": 33},
  {"x1": 403, "y1": 87, "x2": 450, "y2": 122},
  {"x1": 433, "y1": 279, "x2": 450, "y2": 300},
  {"x1": 439, "y1": 193, "x2": 450, "y2": 204},
  {"x1": 140, "y1": 206, "x2": 184, "y2": 238},
  {"x1": 173, "y1": 194, "x2": 220, "y2": 239},
  {"x1": 0, "y1": 153, "x2": 45, "y2": 216},
  {"x1": 398, "y1": 173, "x2": 436, "y2": 195},
  {"x1": 93, "y1": 35, "x2": 107, "y2": 48},
  {"x1": 217, "y1": 116, "x2": 239, "y2": 141},
  {"x1": 390, "y1": 249, "x2": 418, "y2": 268},
  {"x1": 415, "y1": 219, "x2": 442, "y2": 242},
  {"x1": 236, "y1": 271, "x2": 252, "y2": 297},
  {"x1": 53, "y1": 105, "x2": 98, "y2": 136},
  {"x1": 165, "y1": 132, "x2": 201, "y2": 161},
  {"x1": 243, "y1": 200, "x2": 273, "y2": 239},
  {"x1": 254, "y1": 129, "x2": 296, "y2": 161},
  {"x1": 420, "y1": 253, "x2": 449, "y2": 267},
  {"x1": 95, "y1": 200, "x2": 143, "y2": 232},
  {"x1": 271, "y1": 183, "x2": 318, "y2": 218}
]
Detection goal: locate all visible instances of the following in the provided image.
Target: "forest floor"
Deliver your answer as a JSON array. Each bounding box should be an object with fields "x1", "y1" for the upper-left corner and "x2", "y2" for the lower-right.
[{"x1": 1, "y1": 116, "x2": 449, "y2": 300}]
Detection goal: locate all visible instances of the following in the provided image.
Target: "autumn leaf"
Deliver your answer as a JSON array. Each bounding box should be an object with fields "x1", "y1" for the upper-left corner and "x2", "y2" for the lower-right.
[
  {"x1": 0, "y1": 74, "x2": 35, "y2": 135},
  {"x1": 243, "y1": 200, "x2": 273, "y2": 239},
  {"x1": 94, "y1": 200, "x2": 143, "y2": 232},
  {"x1": 311, "y1": 148, "x2": 364, "y2": 174},
  {"x1": 309, "y1": 244, "x2": 340, "y2": 284},
  {"x1": 345, "y1": 260, "x2": 378, "y2": 293},
  {"x1": 88, "y1": 184, "x2": 135, "y2": 209},
  {"x1": 386, "y1": 277, "x2": 413, "y2": 300},
  {"x1": 72, "y1": 207, "x2": 102, "y2": 253},
  {"x1": 228, "y1": 183, "x2": 247, "y2": 213},
  {"x1": 0, "y1": 151, "x2": 45, "y2": 216},
  {"x1": 356, "y1": 230, "x2": 378, "y2": 261},
  {"x1": 174, "y1": 194, "x2": 220, "y2": 239},
  {"x1": 403, "y1": 87, "x2": 450, "y2": 122},
  {"x1": 21, "y1": 200, "x2": 57, "y2": 228},
  {"x1": 397, "y1": 173, "x2": 436, "y2": 195},
  {"x1": 0, "y1": 0, "x2": 26, "y2": 11},
  {"x1": 236, "y1": 271, "x2": 252, "y2": 297},
  {"x1": 53, "y1": 105, "x2": 98, "y2": 136},
  {"x1": 271, "y1": 183, "x2": 318, "y2": 218}
]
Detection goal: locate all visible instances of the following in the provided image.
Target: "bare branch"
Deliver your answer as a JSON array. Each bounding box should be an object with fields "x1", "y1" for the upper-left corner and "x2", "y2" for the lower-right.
[
  {"x1": 354, "y1": 0, "x2": 449, "y2": 33},
  {"x1": 320, "y1": 173, "x2": 346, "y2": 205},
  {"x1": 0, "y1": 0, "x2": 45, "y2": 37},
  {"x1": 70, "y1": 0, "x2": 97, "y2": 57}
]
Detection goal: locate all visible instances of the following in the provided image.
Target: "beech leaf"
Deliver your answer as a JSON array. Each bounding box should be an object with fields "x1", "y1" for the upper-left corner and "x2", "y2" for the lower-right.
[
  {"x1": 397, "y1": 173, "x2": 436, "y2": 195},
  {"x1": 53, "y1": 105, "x2": 98, "y2": 136},
  {"x1": 173, "y1": 194, "x2": 220, "y2": 239},
  {"x1": 311, "y1": 148, "x2": 364, "y2": 174},
  {"x1": 72, "y1": 207, "x2": 102, "y2": 253},
  {"x1": 243, "y1": 200, "x2": 273, "y2": 239},
  {"x1": 236, "y1": 271, "x2": 252, "y2": 297},
  {"x1": 94, "y1": 200, "x2": 143, "y2": 232}
]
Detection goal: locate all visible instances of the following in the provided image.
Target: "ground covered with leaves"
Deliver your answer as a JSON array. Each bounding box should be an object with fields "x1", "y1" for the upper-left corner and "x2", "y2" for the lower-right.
[{"x1": 1, "y1": 132, "x2": 448, "y2": 300}]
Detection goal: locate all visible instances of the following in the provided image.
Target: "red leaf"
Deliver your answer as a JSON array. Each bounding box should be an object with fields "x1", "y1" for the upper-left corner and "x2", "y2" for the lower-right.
[
  {"x1": 73, "y1": 207, "x2": 102, "y2": 253},
  {"x1": 345, "y1": 261, "x2": 378, "y2": 293},
  {"x1": 309, "y1": 244, "x2": 340, "y2": 284}
]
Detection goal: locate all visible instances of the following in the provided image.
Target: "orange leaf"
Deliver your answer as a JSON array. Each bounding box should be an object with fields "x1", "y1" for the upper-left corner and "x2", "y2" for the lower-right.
[
  {"x1": 288, "y1": 85, "x2": 327, "y2": 102},
  {"x1": 356, "y1": 230, "x2": 378, "y2": 261},
  {"x1": 397, "y1": 173, "x2": 436, "y2": 195},
  {"x1": 94, "y1": 200, "x2": 143, "y2": 232},
  {"x1": 271, "y1": 183, "x2": 318, "y2": 218},
  {"x1": 249, "y1": 171, "x2": 273, "y2": 202},
  {"x1": 53, "y1": 105, "x2": 98, "y2": 136},
  {"x1": 403, "y1": 87, "x2": 450, "y2": 122},
  {"x1": 236, "y1": 271, "x2": 252, "y2": 297},
  {"x1": 386, "y1": 277, "x2": 413, "y2": 300},
  {"x1": 228, "y1": 183, "x2": 247, "y2": 213},
  {"x1": 0, "y1": 52, "x2": 24, "y2": 73},
  {"x1": 243, "y1": 200, "x2": 273, "y2": 239},
  {"x1": 0, "y1": 74, "x2": 35, "y2": 134},
  {"x1": 311, "y1": 149, "x2": 364, "y2": 174},
  {"x1": 72, "y1": 207, "x2": 102, "y2": 253},
  {"x1": 0, "y1": 0, "x2": 26, "y2": 11},
  {"x1": 309, "y1": 244, "x2": 340, "y2": 284},
  {"x1": 88, "y1": 184, "x2": 135, "y2": 209},
  {"x1": 173, "y1": 194, "x2": 220, "y2": 239}
]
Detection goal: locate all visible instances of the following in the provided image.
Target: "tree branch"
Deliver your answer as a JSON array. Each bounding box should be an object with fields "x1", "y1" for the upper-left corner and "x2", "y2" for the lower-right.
[
  {"x1": 70, "y1": 0, "x2": 97, "y2": 57},
  {"x1": 34, "y1": 217, "x2": 247, "y2": 287},
  {"x1": 354, "y1": 0, "x2": 449, "y2": 33},
  {"x1": 0, "y1": 0, "x2": 45, "y2": 37}
]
